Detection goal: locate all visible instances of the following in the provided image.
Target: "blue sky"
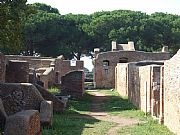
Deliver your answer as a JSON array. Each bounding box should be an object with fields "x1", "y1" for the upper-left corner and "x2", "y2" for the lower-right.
[{"x1": 28, "y1": 0, "x2": 180, "y2": 15}]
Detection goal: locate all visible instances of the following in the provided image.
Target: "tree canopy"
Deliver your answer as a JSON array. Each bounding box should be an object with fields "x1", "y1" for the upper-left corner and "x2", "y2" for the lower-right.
[
  {"x1": 1, "y1": 2, "x2": 180, "y2": 58},
  {"x1": 0, "y1": 0, "x2": 30, "y2": 54}
]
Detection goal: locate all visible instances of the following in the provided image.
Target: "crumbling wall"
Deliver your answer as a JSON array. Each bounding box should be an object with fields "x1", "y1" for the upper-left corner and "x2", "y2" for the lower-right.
[
  {"x1": 37, "y1": 67, "x2": 55, "y2": 89},
  {"x1": 55, "y1": 58, "x2": 84, "y2": 83},
  {"x1": 94, "y1": 50, "x2": 169, "y2": 88},
  {"x1": 6, "y1": 55, "x2": 54, "y2": 69},
  {"x1": 164, "y1": 49, "x2": 180, "y2": 135},
  {"x1": 61, "y1": 70, "x2": 84, "y2": 98},
  {"x1": 5, "y1": 60, "x2": 29, "y2": 83},
  {"x1": 0, "y1": 53, "x2": 6, "y2": 83}
]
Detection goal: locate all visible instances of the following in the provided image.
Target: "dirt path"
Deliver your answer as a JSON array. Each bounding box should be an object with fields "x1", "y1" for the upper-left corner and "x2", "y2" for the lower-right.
[{"x1": 88, "y1": 91, "x2": 141, "y2": 135}]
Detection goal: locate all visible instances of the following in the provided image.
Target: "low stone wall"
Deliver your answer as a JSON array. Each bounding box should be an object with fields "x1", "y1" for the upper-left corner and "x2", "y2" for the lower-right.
[
  {"x1": 0, "y1": 53, "x2": 6, "y2": 83},
  {"x1": 6, "y1": 55, "x2": 54, "y2": 69},
  {"x1": 164, "y1": 49, "x2": 180, "y2": 135},
  {"x1": 61, "y1": 70, "x2": 84, "y2": 98},
  {"x1": 5, "y1": 60, "x2": 29, "y2": 83}
]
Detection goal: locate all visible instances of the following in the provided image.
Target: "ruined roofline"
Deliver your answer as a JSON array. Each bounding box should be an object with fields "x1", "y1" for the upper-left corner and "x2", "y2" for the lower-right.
[
  {"x1": 6, "y1": 55, "x2": 52, "y2": 59},
  {"x1": 94, "y1": 50, "x2": 169, "y2": 59},
  {"x1": 134, "y1": 60, "x2": 165, "y2": 66}
]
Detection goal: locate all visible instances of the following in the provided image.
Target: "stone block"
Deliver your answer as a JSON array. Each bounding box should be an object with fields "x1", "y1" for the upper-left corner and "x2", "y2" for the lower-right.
[
  {"x1": 4, "y1": 110, "x2": 41, "y2": 135},
  {"x1": 40, "y1": 101, "x2": 53, "y2": 126}
]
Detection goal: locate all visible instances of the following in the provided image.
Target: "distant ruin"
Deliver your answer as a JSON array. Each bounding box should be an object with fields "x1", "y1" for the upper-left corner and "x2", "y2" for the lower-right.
[{"x1": 94, "y1": 41, "x2": 170, "y2": 88}]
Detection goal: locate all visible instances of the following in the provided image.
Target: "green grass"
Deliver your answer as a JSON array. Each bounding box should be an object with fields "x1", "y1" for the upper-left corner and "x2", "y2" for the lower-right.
[
  {"x1": 43, "y1": 91, "x2": 115, "y2": 135},
  {"x1": 99, "y1": 89, "x2": 174, "y2": 135},
  {"x1": 100, "y1": 89, "x2": 145, "y2": 120},
  {"x1": 43, "y1": 89, "x2": 174, "y2": 135},
  {"x1": 43, "y1": 113, "x2": 114, "y2": 135},
  {"x1": 118, "y1": 119, "x2": 174, "y2": 135}
]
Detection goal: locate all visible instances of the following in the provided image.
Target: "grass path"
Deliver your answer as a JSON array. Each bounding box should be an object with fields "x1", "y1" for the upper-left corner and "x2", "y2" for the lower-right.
[
  {"x1": 43, "y1": 89, "x2": 174, "y2": 135},
  {"x1": 88, "y1": 91, "x2": 141, "y2": 135}
]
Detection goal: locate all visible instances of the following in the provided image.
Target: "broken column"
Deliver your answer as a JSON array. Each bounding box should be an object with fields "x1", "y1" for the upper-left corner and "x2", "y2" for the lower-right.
[{"x1": 4, "y1": 110, "x2": 42, "y2": 135}]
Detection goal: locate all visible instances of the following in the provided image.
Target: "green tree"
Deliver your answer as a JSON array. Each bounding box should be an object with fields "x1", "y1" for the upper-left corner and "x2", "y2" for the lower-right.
[{"x1": 0, "y1": 0, "x2": 29, "y2": 54}]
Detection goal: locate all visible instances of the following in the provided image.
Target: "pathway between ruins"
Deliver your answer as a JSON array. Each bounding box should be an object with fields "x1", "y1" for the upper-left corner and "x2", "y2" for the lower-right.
[{"x1": 88, "y1": 90, "x2": 141, "y2": 135}]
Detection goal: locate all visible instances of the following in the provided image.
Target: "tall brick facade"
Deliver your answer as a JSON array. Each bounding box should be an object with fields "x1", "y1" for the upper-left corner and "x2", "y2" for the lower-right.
[{"x1": 164, "y1": 49, "x2": 180, "y2": 135}]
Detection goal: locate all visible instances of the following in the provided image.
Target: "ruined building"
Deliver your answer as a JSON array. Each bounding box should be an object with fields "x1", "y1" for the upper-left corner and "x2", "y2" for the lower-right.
[
  {"x1": 115, "y1": 49, "x2": 180, "y2": 135},
  {"x1": 94, "y1": 41, "x2": 170, "y2": 88}
]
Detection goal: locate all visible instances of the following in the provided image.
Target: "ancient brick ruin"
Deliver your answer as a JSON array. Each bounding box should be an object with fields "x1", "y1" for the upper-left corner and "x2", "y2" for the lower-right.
[
  {"x1": 0, "y1": 52, "x2": 85, "y2": 134},
  {"x1": 6, "y1": 55, "x2": 84, "y2": 89},
  {"x1": 94, "y1": 41, "x2": 170, "y2": 88},
  {"x1": 61, "y1": 70, "x2": 85, "y2": 98},
  {"x1": 164, "y1": 49, "x2": 180, "y2": 134},
  {"x1": 115, "y1": 49, "x2": 180, "y2": 135}
]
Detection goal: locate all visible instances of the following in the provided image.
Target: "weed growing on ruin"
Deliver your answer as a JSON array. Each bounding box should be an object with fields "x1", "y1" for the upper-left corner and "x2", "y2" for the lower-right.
[{"x1": 48, "y1": 87, "x2": 60, "y2": 94}]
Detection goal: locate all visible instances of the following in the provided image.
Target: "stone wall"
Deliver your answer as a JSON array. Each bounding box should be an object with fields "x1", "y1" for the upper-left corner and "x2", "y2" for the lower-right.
[
  {"x1": 115, "y1": 63, "x2": 128, "y2": 97},
  {"x1": 55, "y1": 58, "x2": 84, "y2": 83},
  {"x1": 94, "y1": 50, "x2": 169, "y2": 88},
  {"x1": 5, "y1": 60, "x2": 29, "y2": 83},
  {"x1": 116, "y1": 61, "x2": 163, "y2": 114},
  {"x1": 6, "y1": 55, "x2": 54, "y2": 69},
  {"x1": 36, "y1": 67, "x2": 55, "y2": 89},
  {"x1": 61, "y1": 70, "x2": 84, "y2": 98},
  {"x1": 0, "y1": 53, "x2": 6, "y2": 83},
  {"x1": 164, "y1": 49, "x2": 180, "y2": 135}
]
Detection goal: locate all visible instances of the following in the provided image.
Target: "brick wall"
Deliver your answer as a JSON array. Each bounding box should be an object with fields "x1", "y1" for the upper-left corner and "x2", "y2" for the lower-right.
[
  {"x1": 0, "y1": 53, "x2": 6, "y2": 83},
  {"x1": 55, "y1": 58, "x2": 84, "y2": 83},
  {"x1": 164, "y1": 49, "x2": 180, "y2": 135},
  {"x1": 94, "y1": 50, "x2": 169, "y2": 88},
  {"x1": 61, "y1": 70, "x2": 84, "y2": 98},
  {"x1": 5, "y1": 60, "x2": 29, "y2": 83},
  {"x1": 6, "y1": 55, "x2": 54, "y2": 69},
  {"x1": 115, "y1": 61, "x2": 163, "y2": 114}
]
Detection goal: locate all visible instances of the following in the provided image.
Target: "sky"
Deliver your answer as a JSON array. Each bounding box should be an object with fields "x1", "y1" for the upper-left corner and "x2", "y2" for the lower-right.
[
  {"x1": 28, "y1": 0, "x2": 180, "y2": 15},
  {"x1": 27, "y1": 0, "x2": 180, "y2": 71}
]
